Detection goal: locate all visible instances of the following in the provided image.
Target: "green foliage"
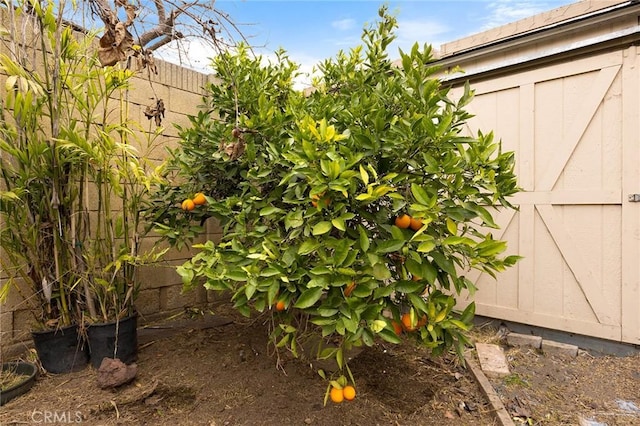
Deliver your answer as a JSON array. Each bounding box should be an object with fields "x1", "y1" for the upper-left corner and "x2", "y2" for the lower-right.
[
  {"x1": 0, "y1": 0, "x2": 166, "y2": 327},
  {"x1": 157, "y1": 6, "x2": 519, "y2": 375}
]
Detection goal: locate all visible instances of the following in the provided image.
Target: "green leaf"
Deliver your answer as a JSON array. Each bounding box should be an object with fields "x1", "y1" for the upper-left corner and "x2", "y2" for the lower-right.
[
  {"x1": 224, "y1": 269, "x2": 248, "y2": 281},
  {"x1": 446, "y1": 218, "x2": 457, "y2": 236},
  {"x1": 333, "y1": 240, "x2": 351, "y2": 266},
  {"x1": 294, "y1": 287, "x2": 324, "y2": 309},
  {"x1": 370, "y1": 319, "x2": 387, "y2": 333},
  {"x1": 359, "y1": 164, "x2": 369, "y2": 185},
  {"x1": 372, "y1": 263, "x2": 391, "y2": 280},
  {"x1": 259, "y1": 206, "x2": 282, "y2": 216},
  {"x1": 448, "y1": 319, "x2": 471, "y2": 331},
  {"x1": 285, "y1": 210, "x2": 304, "y2": 229},
  {"x1": 375, "y1": 239, "x2": 404, "y2": 254},
  {"x1": 373, "y1": 285, "x2": 395, "y2": 298},
  {"x1": 358, "y1": 225, "x2": 370, "y2": 252},
  {"x1": 408, "y1": 293, "x2": 429, "y2": 314},
  {"x1": 411, "y1": 183, "x2": 431, "y2": 205},
  {"x1": 312, "y1": 221, "x2": 333, "y2": 236},
  {"x1": 459, "y1": 302, "x2": 475, "y2": 324},
  {"x1": 310, "y1": 266, "x2": 331, "y2": 275},
  {"x1": 417, "y1": 240, "x2": 436, "y2": 253},
  {"x1": 477, "y1": 240, "x2": 507, "y2": 257},
  {"x1": 443, "y1": 236, "x2": 475, "y2": 246},
  {"x1": 302, "y1": 138, "x2": 316, "y2": 160},
  {"x1": 431, "y1": 251, "x2": 457, "y2": 277},
  {"x1": 331, "y1": 218, "x2": 346, "y2": 232},
  {"x1": 299, "y1": 239, "x2": 320, "y2": 255},
  {"x1": 395, "y1": 280, "x2": 424, "y2": 294},
  {"x1": 260, "y1": 266, "x2": 281, "y2": 277},
  {"x1": 268, "y1": 281, "x2": 280, "y2": 305},
  {"x1": 378, "y1": 328, "x2": 402, "y2": 344},
  {"x1": 176, "y1": 265, "x2": 194, "y2": 284}
]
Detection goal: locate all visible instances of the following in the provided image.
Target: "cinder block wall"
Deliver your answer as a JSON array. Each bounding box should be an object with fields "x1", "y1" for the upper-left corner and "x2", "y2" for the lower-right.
[
  {"x1": 0, "y1": 18, "x2": 223, "y2": 355},
  {"x1": 122, "y1": 63, "x2": 224, "y2": 322}
]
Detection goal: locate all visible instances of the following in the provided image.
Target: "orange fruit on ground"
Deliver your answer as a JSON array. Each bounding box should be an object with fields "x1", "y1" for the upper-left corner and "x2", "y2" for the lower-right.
[
  {"x1": 391, "y1": 320, "x2": 403, "y2": 335},
  {"x1": 330, "y1": 386, "x2": 344, "y2": 403},
  {"x1": 409, "y1": 217, "x2": 423, "y2": 231},
  {"x1": 192, "y1": 192, "x2": 207, "y2": 205},
  {"x1": 344, "y1": 281, "x2": 357, "y2": 297},
  {"x1": 181, "y1": 199, "x2": 195, "y2": 211},
  {"x1": 394, "y1": 214, "x2": 411, "y2": 229},
  {"x1": 343, "y1": 385, "x2": 356, "y2": 401},
  {"x1": 275, "y1": 300, "x2": 286, "y2": 311},
  {"x1": 401, "y1": 313, "x2": 415, "y2": 331}
]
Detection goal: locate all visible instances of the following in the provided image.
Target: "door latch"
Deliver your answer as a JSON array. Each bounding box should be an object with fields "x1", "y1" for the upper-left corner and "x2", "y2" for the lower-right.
[{"x1": 628, "y1": 194, "x2": 640, "y2": 202}]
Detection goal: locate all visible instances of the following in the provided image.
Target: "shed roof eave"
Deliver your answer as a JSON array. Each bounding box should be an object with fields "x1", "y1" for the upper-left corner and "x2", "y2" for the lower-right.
[
  {"x1": 434, "y1": 0, "x2": 639, "y2": 66},
  {"x1": 438, "y1": 25, "x2": 640, "y2": 83}
]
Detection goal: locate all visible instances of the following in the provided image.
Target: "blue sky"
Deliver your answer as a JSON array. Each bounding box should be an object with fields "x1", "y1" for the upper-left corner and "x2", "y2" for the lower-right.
[{"x1": 157, "y1": 0, "x2": 577, "y2": 82}]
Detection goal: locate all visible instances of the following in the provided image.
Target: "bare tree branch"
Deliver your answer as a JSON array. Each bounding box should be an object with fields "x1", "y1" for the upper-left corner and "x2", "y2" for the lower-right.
[
  {"x1": 146, "y1": 32, "x2": 183, "y2": 52},
  {"x1": 81, "y1": 0, "x2": 251, "y2": 70},
  {"x1": 136, "y1": 7, "x2": 180, "y2": 48}
]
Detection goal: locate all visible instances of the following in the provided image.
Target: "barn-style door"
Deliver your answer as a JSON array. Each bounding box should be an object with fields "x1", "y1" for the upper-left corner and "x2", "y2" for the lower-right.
[{"x1": 454, "y1": 47, "x2": 640, "y2": 344}]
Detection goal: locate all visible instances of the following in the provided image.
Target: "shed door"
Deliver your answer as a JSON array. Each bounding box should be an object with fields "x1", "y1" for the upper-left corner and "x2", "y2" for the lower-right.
[{"x1": 453, "y1": 47, "x2": 640, "y2": 344}]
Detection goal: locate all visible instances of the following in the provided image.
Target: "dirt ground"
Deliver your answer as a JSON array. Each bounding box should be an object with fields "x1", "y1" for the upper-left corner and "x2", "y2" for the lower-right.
[
  {"x1": 473, "y1": 323, "x2": 640, "y2": 425},
  {"x1": 1, "y1": 304, "x2": 495, "y2": 426},
  {"x1": 2, "y1": 305, "x2": 639, "y2": 426}
]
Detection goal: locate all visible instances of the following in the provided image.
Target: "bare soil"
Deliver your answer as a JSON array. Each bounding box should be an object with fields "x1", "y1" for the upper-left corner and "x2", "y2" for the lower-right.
[
  {"x1": 474, "y1": 323, "x2": 640, "y2": 425},
  {"x1": 4, "y1": 305, "x2": 639, "y2": 426},
  {"x1": 0, "y1": 304, "x2": 496, "y2": 426}
]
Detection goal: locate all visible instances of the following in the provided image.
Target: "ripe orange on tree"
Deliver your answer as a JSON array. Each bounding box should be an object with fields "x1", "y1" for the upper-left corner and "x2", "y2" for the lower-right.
[
  {"x1": 275, "y1": 300, "x2": 286, "y2": 312},
  {"x1": 394, "y1": 214, "x2": 411, "y2": 229},
  {"x1": 401, "y1": 313, "x2": 415, "y2": 331},
  {"x1": 192, "y1": 192, "x2": 207, "y2": 205},
  {"x1": 181, "y1": 199, "x2": 195, "y2": 211},
  {"x1": 311, "y1": 193, "x2": 330, "y2": 208},
  {"x1": 330, "y1": 386, "x2": 344, "y2": 403},
  {"x1": 417, "y1": 314, "x2": 428, "y2": 328},
  {"x1": 344, "y1": 281, "x2": 357, "y2": 297},
  {"x1": 343, "y1": 385, "x2": 356, "y2": 401},
  {"x1": 409, "y1": 217, "x2": 423, "y2": 231},
  {"x1": 391, "y1": 320, "x2": 403, "y2": 335}
]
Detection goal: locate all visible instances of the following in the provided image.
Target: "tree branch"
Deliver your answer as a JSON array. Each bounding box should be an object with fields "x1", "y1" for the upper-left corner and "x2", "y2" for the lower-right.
[{"x1": 136, "y1": 7, "x2": 182, "y2": 49}]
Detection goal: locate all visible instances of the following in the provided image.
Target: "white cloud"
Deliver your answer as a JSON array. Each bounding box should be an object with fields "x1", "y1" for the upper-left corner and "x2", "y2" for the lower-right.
[
  {"x1": 396, "y1": 19, "x2": 450, "y2": 43},
  {"x1": 287, "y1": 52, "x2": 323, "y2": 91},
  {"x1": 154, "y1": 38, "x2": 216, "y2": 74},
  {"x1": 331, "y1": 18, "x2": 356, "y2": 31},
  {"x1": 389, "y1": 18, "x2": 451, "y2": 57},
  {"x1": 481, "y1": 0, "x2": 554, "y2": 31}
]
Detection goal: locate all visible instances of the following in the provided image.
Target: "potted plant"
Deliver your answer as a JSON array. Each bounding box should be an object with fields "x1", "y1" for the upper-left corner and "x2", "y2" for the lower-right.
[
  {"x1": 0, "y1": 0, "x2": 165, "y2": 371},
  {"x1": 81, "y1": 73, "x2": 167, "y2": 369},
  {"x1": 0, "y1": 0, "x2": 95, "y2": 373}
]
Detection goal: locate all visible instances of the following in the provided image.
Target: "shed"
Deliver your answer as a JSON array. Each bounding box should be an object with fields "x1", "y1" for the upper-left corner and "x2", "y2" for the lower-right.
[{"x1": 435, "y1": 0, "x2": 640, "y2": 346}]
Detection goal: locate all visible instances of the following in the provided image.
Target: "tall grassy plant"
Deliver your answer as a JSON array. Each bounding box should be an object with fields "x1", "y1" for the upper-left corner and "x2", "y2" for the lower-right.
[
  {"x1": 0, "y1": 0, "x2": 99, "y2": 327},
  {"x1": 0, "y1": 0, "x2": 165, "y2": 328}
]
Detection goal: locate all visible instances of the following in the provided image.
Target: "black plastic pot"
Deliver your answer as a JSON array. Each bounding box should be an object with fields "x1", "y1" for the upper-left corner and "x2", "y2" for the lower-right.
[
  {"x1": 31, "y1": 324, "x2": 89, "y2": 374},
  {"x1": 1, "y1": 361, "x2": 38, "y2": 406},
  {"x1": 87, "y1": 314, "x2": 138, "y2": 368}
]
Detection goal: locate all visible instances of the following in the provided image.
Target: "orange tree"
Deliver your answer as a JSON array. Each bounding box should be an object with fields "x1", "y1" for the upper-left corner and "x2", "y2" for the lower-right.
[{"x1": 153, "y1": 7, "x2": 519, "y2": 396}]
